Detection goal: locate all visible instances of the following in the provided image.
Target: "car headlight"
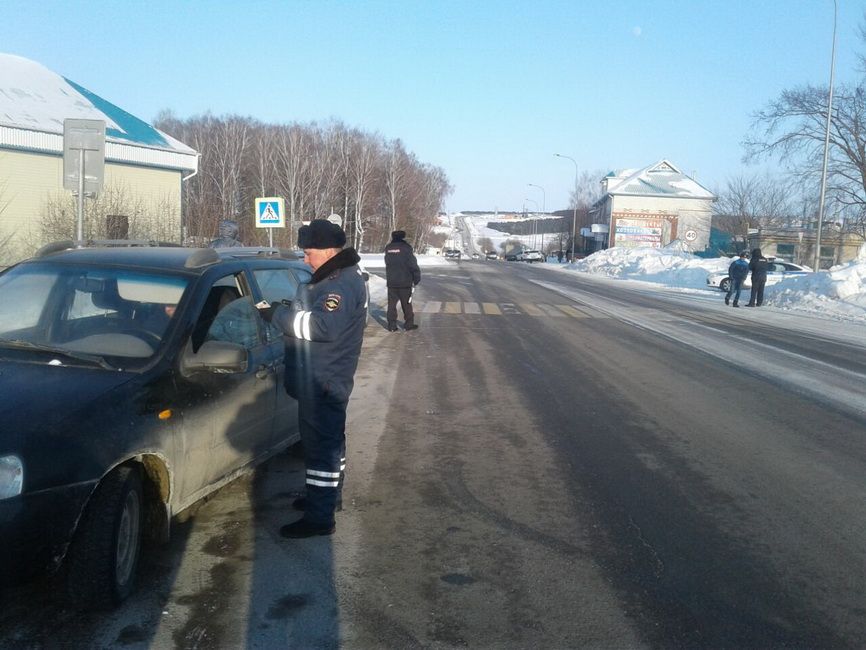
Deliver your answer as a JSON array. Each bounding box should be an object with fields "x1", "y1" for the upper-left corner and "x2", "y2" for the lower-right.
[{"x1": 0, "y1": 455, "x2": 23, "y2": 500}]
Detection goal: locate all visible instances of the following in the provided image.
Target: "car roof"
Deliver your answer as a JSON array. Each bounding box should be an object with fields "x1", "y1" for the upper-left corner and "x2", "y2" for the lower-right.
[{"x1": 23, "y1": 243, "x2": 308, "y2": 275}]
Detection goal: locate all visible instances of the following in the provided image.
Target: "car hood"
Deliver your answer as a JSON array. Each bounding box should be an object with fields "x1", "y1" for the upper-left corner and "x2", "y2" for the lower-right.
[{"x1": 0, "y1": 360, "x2": 135, "y2": 446}]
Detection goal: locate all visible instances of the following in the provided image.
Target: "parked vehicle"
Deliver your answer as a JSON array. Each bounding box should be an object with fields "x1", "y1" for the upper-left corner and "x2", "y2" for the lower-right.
[
  {"x1": 485, "y1": 251, "x2": 499, "y2": 260},
  {"x1": 0, "y1": 242, "x2": 310, "y2": 607},
  {"x1": 706, "y1": 259, "x2": 810, "y2": 293},
  {"x1": 520, "y1": 250, "x2": 544, "y2": 263},
  {"x1": 443, "y1": 249, "x2": 462, "y2": 260}
]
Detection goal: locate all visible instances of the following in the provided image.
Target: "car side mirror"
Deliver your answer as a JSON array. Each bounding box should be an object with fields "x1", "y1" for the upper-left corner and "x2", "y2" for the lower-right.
[{"x1": 184, "y1": 340, "x2": 248, "y2": 374}]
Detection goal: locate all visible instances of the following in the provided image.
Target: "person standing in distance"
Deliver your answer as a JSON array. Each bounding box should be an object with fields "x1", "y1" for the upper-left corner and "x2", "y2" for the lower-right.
[
  {"x1": 746, "y1": 248, "x2": 770, "y2": 307},
  {"x1": 259, "y1": 219, "x2": 367, "y2": 538},
  {"x1": 384, "y1": 230, "x2": 421, "y2": 331},
  {"x1": 209, "y1": 219, "x2": 243, "y2": 248},
  {"x1": 725, "y1": 251, "x2": 750, "y2": 307}
]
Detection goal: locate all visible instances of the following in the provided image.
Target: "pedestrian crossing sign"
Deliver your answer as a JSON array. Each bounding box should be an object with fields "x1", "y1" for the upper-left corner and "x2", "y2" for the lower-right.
[{"x1": 255, "y1": 197, "x2": 285, "y2": 228}]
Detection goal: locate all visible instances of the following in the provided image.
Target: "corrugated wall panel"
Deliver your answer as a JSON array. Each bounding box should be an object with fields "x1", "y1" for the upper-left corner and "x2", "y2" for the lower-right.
[
  {"x1": 0, "y1": 126, "x2": 197, "y2": 172},
  {"x1": 0, "y1": 149, "x2": 183, "y2": 265}
]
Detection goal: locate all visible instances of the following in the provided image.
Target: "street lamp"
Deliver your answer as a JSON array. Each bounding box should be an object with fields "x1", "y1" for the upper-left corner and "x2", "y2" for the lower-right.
[
  {"x1": 814, "y1": 0, "x2": 837, "y2": 272},
  {"x1": 528, "y1": 184, "x2": 546, "y2": 254},
  {"x1": 524, "y1": 197, "x2": 540, "y2": 250},
  {"x1": 555, "y1": 153, "x2": 579, "y2": 262},
  {"x1": 527, "y1": 184, "x2": 546, "y2": 213}
]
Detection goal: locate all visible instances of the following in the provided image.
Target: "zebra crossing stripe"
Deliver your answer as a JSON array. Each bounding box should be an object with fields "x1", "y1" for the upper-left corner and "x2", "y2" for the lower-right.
[
  {"x1": 518, "y1": 303, "x2": 545, "y2": 316},
  {"x1": 556, "y1": 304, "x2": 586, "y2": 318},
  {"x1": 391, "y1": 300, "x2": 598, "y2": 318},
  {"x1": 537, "y1": 303, "x2": 566, "y2": 317}
]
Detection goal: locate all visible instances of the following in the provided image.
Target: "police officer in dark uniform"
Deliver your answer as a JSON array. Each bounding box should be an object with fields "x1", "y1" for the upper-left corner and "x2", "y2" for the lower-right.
[
  {"x1": 260, "y1": 219, "x2": 367, "y2": 538},
  {"x1": 746, "y1": 248, "x2": 770, "y2": 307},
  {"x1": 383, "y1": 230, "x2": 421, "y2": 331}
]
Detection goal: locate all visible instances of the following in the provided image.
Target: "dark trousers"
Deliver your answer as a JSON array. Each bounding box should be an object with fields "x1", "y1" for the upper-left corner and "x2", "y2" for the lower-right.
[
  {"x1": 297, "y1": 389, "x2": 347, "y2": 526},
  {"x1": 727, "y1": 278, "x2": 744, "y2": 305},
  {"x1": 748, "y1": 278, "x2": 766, "y2": 306},
  {"x1": 387, "y1": 286, "x2": 415, "y2": 327}
]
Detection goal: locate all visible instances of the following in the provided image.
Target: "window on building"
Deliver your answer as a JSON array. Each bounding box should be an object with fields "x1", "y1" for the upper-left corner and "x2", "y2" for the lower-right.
[{"x1": 775, "y1": 244, "x2": 795, "y2": 259}]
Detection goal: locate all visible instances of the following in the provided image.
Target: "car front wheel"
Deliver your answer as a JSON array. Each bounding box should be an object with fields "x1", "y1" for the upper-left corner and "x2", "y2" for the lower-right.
[
  {"x1": 66, "y1": 466, "x2": 143, "y2": 608},
  {"x1": 719, "y1": 278, "x2": 731, "y2": 293}
]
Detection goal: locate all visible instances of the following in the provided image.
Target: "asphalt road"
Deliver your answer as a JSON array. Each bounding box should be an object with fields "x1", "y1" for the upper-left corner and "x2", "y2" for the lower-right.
[{"x1": 3, "y1": 260, "x2": 865, "y2": 649}]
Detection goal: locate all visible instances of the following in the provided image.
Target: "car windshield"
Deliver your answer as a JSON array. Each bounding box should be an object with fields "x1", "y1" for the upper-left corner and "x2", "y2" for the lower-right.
[{"x1": 0, "y1": 262, "x2": 189, "y2": 368}]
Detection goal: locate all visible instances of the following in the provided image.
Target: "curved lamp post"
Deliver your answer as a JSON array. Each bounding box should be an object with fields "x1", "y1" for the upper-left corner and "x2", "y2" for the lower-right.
[
  {"x1": 527, "y1": 183, "x2": 546, "y2": 213},
  {"x1": 524, "y1": 197, "x2": 540, "y2": 250},
  {"x1": 555, "y1": 153, "x2": 579, "y2": 262},
  {"x1": 814, "y1": 0, "x2": 837, "y2": 272}
]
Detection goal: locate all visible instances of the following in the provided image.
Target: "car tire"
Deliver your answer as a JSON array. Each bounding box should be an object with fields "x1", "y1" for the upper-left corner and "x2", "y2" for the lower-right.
[
  {"x1": 66, "y1": 466, "x2": 143, "y2": 608},
  {"x1": 719, "y1": 278, "x2": 731, "y2": 293}
]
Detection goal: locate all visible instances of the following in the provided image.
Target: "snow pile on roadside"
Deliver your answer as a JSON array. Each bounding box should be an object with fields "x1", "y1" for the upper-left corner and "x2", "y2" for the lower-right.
[
  {"x1": 561, "y1": 244, "x2": 866, "y2": 322},
  {"x1": 765, "y1": 259, "x2": 866, "y2": 317},
  {"x1": 565, "y1": 246, "x2": 728, "y2": 289}
]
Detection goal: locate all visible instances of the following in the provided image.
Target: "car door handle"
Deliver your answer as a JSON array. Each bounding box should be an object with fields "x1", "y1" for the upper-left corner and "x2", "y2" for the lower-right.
[{"x1": 256, "y1": 364, "x2": 274, "y2": 380}]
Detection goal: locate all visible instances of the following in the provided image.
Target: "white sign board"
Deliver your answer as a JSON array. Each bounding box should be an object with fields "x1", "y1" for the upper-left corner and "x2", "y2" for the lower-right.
[
  {"x1": 255, "y1": 197, "x2": 285, "y2": 228},
  {"x1": 63, "y1": 119, "x2": 105, "y2": 194}
]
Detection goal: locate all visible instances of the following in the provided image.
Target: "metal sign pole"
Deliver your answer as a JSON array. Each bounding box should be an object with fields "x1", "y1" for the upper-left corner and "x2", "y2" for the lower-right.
[
  {"x1": 268, "y1": 226, "x2": 273, "y2": 248},
  {"x1": 77, "y1": 149, "x2": 85, "y2": 243}
]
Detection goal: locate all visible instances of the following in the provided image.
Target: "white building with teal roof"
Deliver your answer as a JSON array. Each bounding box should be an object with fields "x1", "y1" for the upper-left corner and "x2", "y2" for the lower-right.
[
  {"x1": 589, "y1": 160, "x2": 716, "y2": 252},
  {"x1": 0, "y1": 53, "x2": 198, "y2": 264}
]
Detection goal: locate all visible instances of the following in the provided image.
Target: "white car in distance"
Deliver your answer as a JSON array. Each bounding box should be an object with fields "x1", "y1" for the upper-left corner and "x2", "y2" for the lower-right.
[{"x1": 706, "y1": 259, "x2": 810, "y2": 293}]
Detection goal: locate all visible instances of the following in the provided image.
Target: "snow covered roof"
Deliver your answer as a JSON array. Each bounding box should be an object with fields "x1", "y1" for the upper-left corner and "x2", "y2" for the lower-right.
[
  {"x1": 0, "y1": 53, "x2": 197, "y2": 172},
  {"x1": 605, "y1": 160, "x2": 715, "y2": 200}
]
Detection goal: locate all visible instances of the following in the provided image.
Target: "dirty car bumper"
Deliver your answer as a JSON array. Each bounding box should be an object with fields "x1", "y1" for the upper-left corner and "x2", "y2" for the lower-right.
[{"x1": 0, "y1": 481, "x2": 96, "y2": 585}]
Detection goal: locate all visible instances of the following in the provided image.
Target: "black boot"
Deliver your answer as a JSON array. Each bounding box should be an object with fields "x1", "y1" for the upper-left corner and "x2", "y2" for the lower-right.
[
  {"x1": 280, "y1": 518, "x2": 335, "y2": 538},
  {"x1": 293, "y1": 496, "x2": 342, "y2": 512},
  {"x1": 387, "y1": 322, "x2": 398, "y2": 332},
  {"x1": 725, "y1": 295, "x2": 730, "y2": 305},
  {"x1": 404, "y1": 323, "x2": 419, "y2": 331}
]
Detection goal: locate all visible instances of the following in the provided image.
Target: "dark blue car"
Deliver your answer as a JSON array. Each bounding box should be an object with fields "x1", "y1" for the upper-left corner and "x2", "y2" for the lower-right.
[{"x1": 0, "y1": 243, "x2": 309, "y2": 607}]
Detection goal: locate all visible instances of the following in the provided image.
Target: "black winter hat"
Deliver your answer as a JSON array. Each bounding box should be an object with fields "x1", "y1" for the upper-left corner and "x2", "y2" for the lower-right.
[
  {"x1": 391, "y1": 230, "x2": 406, "y2": 241},
  {"x1": 298, "y1": 219, "x2": 347, "y2": 249}
]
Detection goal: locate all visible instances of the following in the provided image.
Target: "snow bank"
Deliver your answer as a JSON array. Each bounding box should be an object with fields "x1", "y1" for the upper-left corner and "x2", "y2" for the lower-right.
[
  {"x1": 566, "y1": 246, "x2": 728, "y2": 288},
  {"x1": 561, "y1": 245, "x2": 866, "y2": 322},
  {"x1": 765, "y1": 259, "x2": 866, "y2": 318}
]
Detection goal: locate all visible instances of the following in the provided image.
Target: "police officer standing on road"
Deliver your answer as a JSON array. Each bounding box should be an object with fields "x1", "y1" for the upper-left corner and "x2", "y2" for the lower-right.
[
  {"x1": 746, "y1": 248, "x2": 770, "y2": 307},
  {"x1": 259, "y1": 219, "x2": 367, "y2": 538},
  {"x1": 384, "y1": 230, "x2": 421, "y2": 331}
]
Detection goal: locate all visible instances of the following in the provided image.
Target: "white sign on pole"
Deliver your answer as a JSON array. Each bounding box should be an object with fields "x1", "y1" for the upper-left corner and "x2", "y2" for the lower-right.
[
  {"x1": 63, "y1": 119, "x2": 105, "y2": 195},
  {"x1": 255, "y1": 197, "x2": 286, "y2": 229}
]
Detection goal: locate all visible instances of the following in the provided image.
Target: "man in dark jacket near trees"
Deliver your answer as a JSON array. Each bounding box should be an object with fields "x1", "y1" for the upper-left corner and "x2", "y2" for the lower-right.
[
  {"x1": 747, "y1": 248, "x2": 770, "y2": 307},
  {"x1": 725, "y1": 251, "x2": 750, "y2": 307},
  {"x1": 384, "y1": 230, "x2": 421, "y2": 331},
  {"x1": 259, "y1": 219, "x2": 367, "y2": 538}
]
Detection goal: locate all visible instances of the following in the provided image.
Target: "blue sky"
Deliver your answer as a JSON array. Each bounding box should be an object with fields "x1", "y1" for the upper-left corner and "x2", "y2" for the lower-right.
[{"x1": 2, "y1": 0, "x2": 863, "y2": 212}]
